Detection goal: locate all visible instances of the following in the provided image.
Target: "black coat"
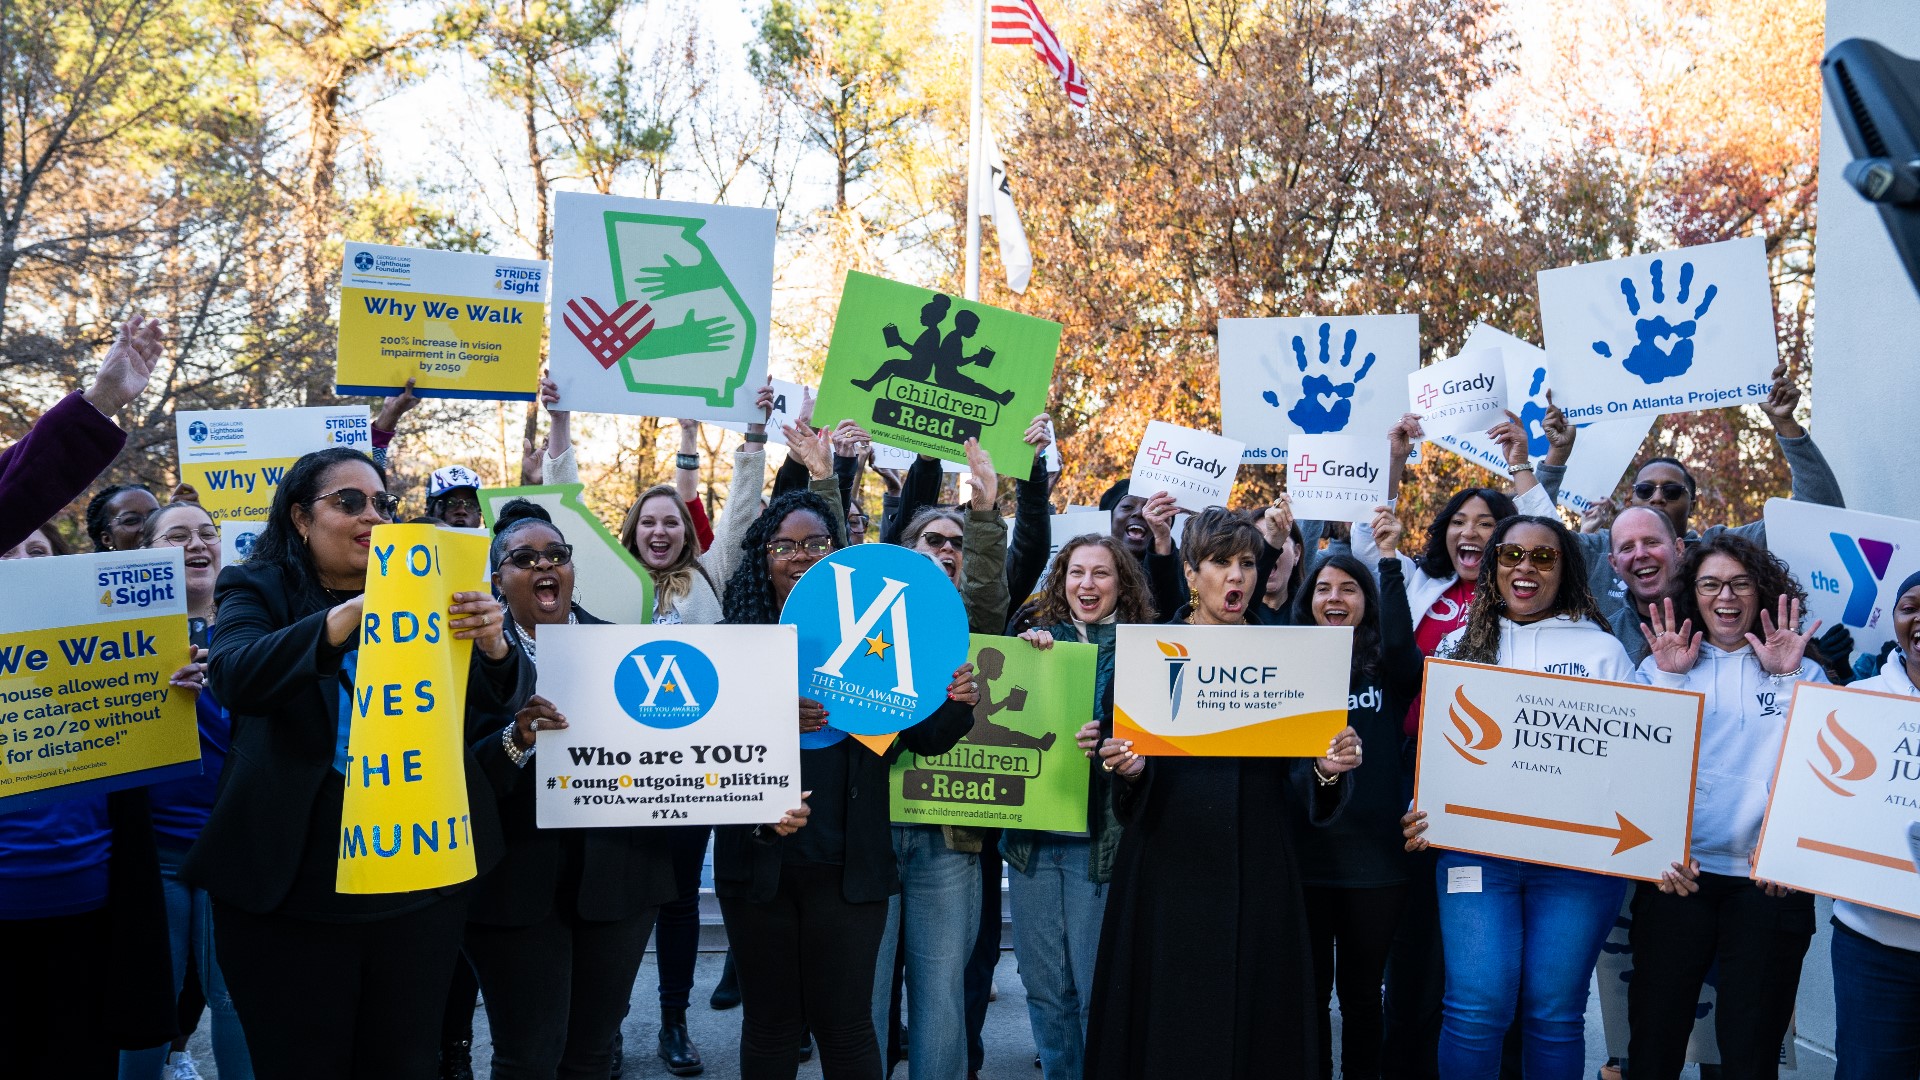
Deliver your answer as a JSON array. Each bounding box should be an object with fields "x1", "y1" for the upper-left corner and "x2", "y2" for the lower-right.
[
  {"x1": 188, "y1": 560, "x2": 532, "y2": 914},
  {"x1": 466, "y1": 608, "x2": 679, "y2": 925},
  {"x1": 712, "y1": 697, "x2": 973, "y2": 905}
]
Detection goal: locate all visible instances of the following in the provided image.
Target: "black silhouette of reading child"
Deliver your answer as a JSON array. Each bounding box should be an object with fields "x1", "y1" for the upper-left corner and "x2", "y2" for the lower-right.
[
  {"x1": 853, "y1": 294, "x2": 949, "y2": 390},
  {"x1": 966, "y1": 647, "x2": 1056, "y2": 751},
  {"x1": 933, "y1": 310, "x2": 1015, "y2": 406}
]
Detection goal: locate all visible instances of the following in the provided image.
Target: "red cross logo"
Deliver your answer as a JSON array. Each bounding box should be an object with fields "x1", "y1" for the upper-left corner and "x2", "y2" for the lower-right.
[
  {"x1": 1145, "y1": 440, "x2": 1172, "y2": 466},
  {"x1": 1417, "y1": 383, "x2": 1439, "y2": 409},
  {"x1": 1292, "y1": 454, "x2": 1318, "y2": 484}
]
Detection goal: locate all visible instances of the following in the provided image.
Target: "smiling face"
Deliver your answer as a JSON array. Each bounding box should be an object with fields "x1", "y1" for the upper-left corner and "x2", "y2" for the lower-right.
[
  {"x1": 103, "y1": 487, "x2": 160, "y2": 551},
  {"x1": 912, "y1": 517, "x2": 965, "y2": 584},
  {"x1": 1496, "y1": 521, "x2": 1563, "y2": 624},
  {"x1": 293, "y1": 461, "x2": 388, "y2": 590},
  {"x1": 1608, "y1": 506, "x2": 1682, "y2": 609},
  {"x1": 768, "y1": 510, "x2": 835, "y2": 607},
  {"x1": 633, "y1": 493, "x2": 688, "y2": 571},
  {"x1": 1110, "y1": 495, "x2": 1149, "y2": 557},
  {"x1": 1311, "y1": 566, "x2": 1367, "y2": 627},
  {"x1": 1446, "y1": 495, "x2": 1499, "y2": 583},
  {"x1": 1630, "y1": 461, "x2": 1693, "y2": 536},
  {"x1": 1693, "y1": 551, "x2": 1759, "y2": 651},
  {"x1": 1185, "y1": 547, "x2": 1258, "y2": 625},
  {"x1": 145, "y1": 504, "x2": 220, "y2": 606},
  {"x1": 1896, "y1": 585, "x2": 1920, "y2": 680},
  {"x1": 1062, "y1": 542, "x2": 1120, "y2": 623},
  {"x1": 495, "y1": 522, "x2": 574, "y2": 627}
]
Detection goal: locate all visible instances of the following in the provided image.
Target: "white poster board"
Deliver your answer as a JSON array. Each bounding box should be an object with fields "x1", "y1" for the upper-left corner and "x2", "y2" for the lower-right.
[
  {"x1": 535, "y1": 624, "x2": 801, "y2": 827},
  {"x1": 1219, "y1": 314, "x2": 1419, "y2": 462},
  {"x1": 1763, "y1": 498, "x2": 1920, "y2": 669},
  {"x1": 1284, "y1": 434, "x2": 1389, "y2": 524},
  {"x1": 1112, "y1": 624, "x2": 1353, "y2": 756},
  {"x1": 715, "y1": 378, "x2": 809, "y2": 445},
  {"x1": 1414, "y1": 659, "x2": 1704, "y2": 882},
  {"x1": 1129, "y1": 420, "x2": 1243, "y2": 512},
  {"x1": 1408, "y1": 348, "x2": 1506, "y2": 437}
]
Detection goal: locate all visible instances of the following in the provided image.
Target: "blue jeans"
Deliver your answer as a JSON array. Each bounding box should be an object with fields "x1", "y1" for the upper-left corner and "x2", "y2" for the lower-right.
[
  {"x1": 1833, "y1": 919, "x2": 1920, "y2": 1079},
  {"x1": 1434, "y1": 852, "x2": 1625, "y2": 1080},
  {"x1": 1007, "y1": 838, "x2": 1105, "y2": 1080},
  {"x1": 120, "y1": 844, "x2": 255, "y2": 1079},
  {"x1": 872, "y1": 825, "x2": 980, "y2": 1080}
]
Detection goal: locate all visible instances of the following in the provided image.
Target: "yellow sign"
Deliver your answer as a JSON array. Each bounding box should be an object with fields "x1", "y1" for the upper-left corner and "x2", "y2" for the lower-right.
[
  {"x1": 336, "y1": 524, "x2": 489, "y2": 893},
  {"x1": 337, "y1": 242, "x2": 547, "y2": 401},
  {"x1": 0, "y1": 551, "x2": 199, "y2": 813},
  {"x1": 176, "y1": 407, "x2": 370, "y2": 567}
]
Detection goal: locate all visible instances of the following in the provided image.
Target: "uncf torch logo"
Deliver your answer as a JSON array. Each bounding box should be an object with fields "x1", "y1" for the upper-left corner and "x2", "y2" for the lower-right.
[
  {"x1": 1157, "y1": 640, "x2": 1191, "y2": 721},
  {"x1": 1444, "y1": 686, "x2": 1502, "y2": 765},
  {"x1": 1809, "y1": 710, "x2": 1877, "y2": 797}
]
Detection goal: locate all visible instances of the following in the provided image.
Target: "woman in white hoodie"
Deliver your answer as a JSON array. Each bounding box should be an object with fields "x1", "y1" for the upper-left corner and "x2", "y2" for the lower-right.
[
  {"x1": 1628, "y1": 533, "x2": 1823, "y2": 1079},
  {"x1": 1402, "y1": 514, "x2": 1634, "y2": 1080}
]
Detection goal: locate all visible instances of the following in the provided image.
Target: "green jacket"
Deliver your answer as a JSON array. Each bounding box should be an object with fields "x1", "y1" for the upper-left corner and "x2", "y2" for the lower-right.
[{"x1": 999, "y1": 620, "x2": 1123, "y2": 882}]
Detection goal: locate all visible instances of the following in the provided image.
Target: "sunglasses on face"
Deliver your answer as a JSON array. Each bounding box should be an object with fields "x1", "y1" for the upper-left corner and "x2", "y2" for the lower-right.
[
  {"x1": 505, "y1": 544, "x2": 573, "y2": 570},
  {"x1": 767, "y1": 537, "x2": 835, "y2": 561},
  {"x1": 316, "y1": 488, "x2": 400, "y2": 520},
  {"x1": 917, "y1": 533, "x2": 965, "y2": 551},
  {"x1": 1632, "y1": 481, "x2": 1689, "y2": 502},
  {"x1": 1694, "y1": 576, "x2": 1756, "y2": 597},
  {"x1": 1494, "y1": 544, "x2": 1560, "y2": 569},
  {"x1": 438, "y1": 495, "x2": 481, "y2": 513},
  {"x1": 157, "y1": 527, "x2": 221, "y2": 547}
]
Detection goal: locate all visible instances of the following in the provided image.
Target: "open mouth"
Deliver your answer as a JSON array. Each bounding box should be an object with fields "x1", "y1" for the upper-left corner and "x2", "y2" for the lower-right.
[
  {"x1": 1320, "y1": 606, "x2": 1352, "y2": 626},
  {"x1": 1220, "y1": 588, "x2": 1245, "y2": 613},
  {"x1": 1508, "y1": 577, "x2": 1541, "y2": 603},
  {"x1": 1455, "y1": 544, "x2": 1483, "y2": 573},
  {"x1": 184, "y1": 554, "x2": 213, "y2": 570},
  {"x1": 1124, "y1": 523, "x2": 1147, "y2": 542},
  {"x1": 647, "y1": 538, "x2": 673, "y2": 559},
  {"x1": 1631, "y1": 564, "x2": 1662, "y2": 585},
  {"x1": 354, "y1": 532, "x2": 372, "y2": 548},
  {"x1": 1074, "y1": 592, "x2": 1104, "y2": 615},
  {"x1": 532, "y1": 574, "x2": 562, "y2": 611},
  {"x1": 1710, "y1": 604, "x2": 1744, "y2": 632}
]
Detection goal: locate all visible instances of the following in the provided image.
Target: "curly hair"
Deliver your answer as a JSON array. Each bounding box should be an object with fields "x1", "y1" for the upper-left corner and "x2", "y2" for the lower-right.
[
  {"x1": 1447, "y1": 515, "x2": 1611, "y2": 666},
  {"x1": 1293, "y1": 551, "x2": 1383, "y2": 682},
  {"x1": 86, "y1": 483, "x2": 156, "y2": 551},
  {"x1": 619, "y1": 484, "x2": 711, "y2": 616},
  {"x1": 1418, "y1": 487, "x2": 1518, "y2": 580},
  {"x1": 1673, "y1": 532, "x2": 1806, "y2": 639},
  {"x1": 722, "y1": 489, "x2": 845, "y2": 626},
  {"x1": 1033, "y1": 534, "x2": 1157, "y2": 626}
]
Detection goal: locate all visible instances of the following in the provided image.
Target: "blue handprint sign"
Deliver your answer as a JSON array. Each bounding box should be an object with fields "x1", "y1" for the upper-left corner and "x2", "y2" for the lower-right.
[
  {"x1": 1218, "y1": 314, "x2": 1418, "y2": 462},
  {"x1": 1263, "y1": 322, "x2": 1379, "y2": 433},
  {"x1": 1590, "y1": 258, "x2": 1720, "y2": 384}
]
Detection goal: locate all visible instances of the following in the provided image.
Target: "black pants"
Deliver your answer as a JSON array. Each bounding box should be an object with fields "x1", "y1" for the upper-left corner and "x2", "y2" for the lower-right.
[
  {"x1": 649, "y1": 825, "x2": 710, "y2": 1009},
  {"x1": 719, "y1": 862, "x2": 889, "y2": 1080},
  {"x1": 1382, "y1": 849, "x2": 1444, "y2": 1080},
  {"x1": 1305, "y1": 882, "x2": 1409, "y2": 1080},
  {"x1": 1, "y1": 907, "x2": 118, "y2": 1079},
  {"x1": 465, "y1": 904, "x2": 659, "y2": 1079},
  {"x1": 964, "y1": 835, "x2": 1003, "y2": 1071},
  {"x1": 1627, "y1": 875, "x2": 1815, "y2": 1079},
  {"x1": 215, "y1": 893, "x2": 470, "y2": 1080},
  {"x1": 440, "y1": 954, "x2": 480, "y2": 1047}
]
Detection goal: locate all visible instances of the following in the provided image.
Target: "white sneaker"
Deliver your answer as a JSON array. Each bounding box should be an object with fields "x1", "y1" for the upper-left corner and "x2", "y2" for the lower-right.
[{"x1": 165, "y1": 1051, "x2": 206, "y2": 1080}]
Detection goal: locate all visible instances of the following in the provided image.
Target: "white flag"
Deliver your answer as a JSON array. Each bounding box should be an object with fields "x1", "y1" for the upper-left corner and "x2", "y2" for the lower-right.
[{"x1": 981, "y1": 124, "x2": 1033, "y2": 294}]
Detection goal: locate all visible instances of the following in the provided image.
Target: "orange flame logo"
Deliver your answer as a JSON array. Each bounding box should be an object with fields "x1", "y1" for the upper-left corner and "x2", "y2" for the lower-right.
[
  {"x1": 1444, "y1": 686, "x2": 1502, "y2": 765},
  {"x1": 1155, "y1": 641, "x2": 1190, "y2": 658},
  {"x1": 1809, "y1": 711, "x2": 1877, "y2": 797}
]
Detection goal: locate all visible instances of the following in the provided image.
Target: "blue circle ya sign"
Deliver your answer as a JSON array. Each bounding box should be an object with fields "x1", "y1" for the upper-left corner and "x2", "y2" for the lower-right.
[{"x1": 612, "y1": 641, "x2": 720, "y2": 730}]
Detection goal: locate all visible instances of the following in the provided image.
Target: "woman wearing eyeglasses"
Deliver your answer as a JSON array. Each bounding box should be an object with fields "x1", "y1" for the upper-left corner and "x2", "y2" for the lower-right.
[
  {"x1": 186, "y1": 447, "x2": 532, "y2": 1078},
  {"x1": 117, "y1": 502, "x2": 256, "y2": 1079},
  {"x1": 1400, "y1": 515, "x2": 1634, "y2": 1080},
  {"x1": 87, "y1": 482, "x2": 159, "y2": 551},
  {"x1": 715, "y1": 488, "x2": 976, "y2": 1080},
  {"x1": 1623, "y1": 534, "x2": 1822, "y2": 1079}
]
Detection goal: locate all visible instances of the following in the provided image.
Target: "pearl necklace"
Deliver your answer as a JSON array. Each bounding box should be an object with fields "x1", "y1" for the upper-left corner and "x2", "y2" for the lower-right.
[{"x1": 511, "y1": 610, "x2": 576, "y2": 662}]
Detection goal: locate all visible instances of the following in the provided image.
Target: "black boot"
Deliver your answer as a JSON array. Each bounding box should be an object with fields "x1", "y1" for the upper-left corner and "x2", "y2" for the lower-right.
[
  {"x1": 610, "y1": 1030, "x2": 624, "y2": 1078},
  {"x1": 657, "y1": 1006, "x2": 704, "y2": 1076},
  {"x1": 438, "y1": 1038, "x2": 474, "y2": 1080},
  {"x1": 709, "y1": 952, "x2": 741, "y2": 1010}
]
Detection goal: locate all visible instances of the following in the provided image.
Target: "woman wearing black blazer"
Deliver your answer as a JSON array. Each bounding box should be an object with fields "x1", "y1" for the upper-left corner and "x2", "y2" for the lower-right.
[
  {"x1": 189, "y1": 448, "x2": 530, "y2": 1080},
  {"x1": 712, "y1": 489, "x2": 977, "y2": 1080}
]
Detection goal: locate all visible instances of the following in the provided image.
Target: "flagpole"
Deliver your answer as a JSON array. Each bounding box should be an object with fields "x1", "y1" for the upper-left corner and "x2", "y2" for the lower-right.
[{"x1": 964, "y1": 0, "x2": 985, "y2": 302}]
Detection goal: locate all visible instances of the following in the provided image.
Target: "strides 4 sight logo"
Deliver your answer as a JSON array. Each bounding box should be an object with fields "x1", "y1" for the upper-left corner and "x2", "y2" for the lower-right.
[
  {"x1": 613, "y1": 642, "x2": 719, "y2": 729},
  {"x1": 1814, "y1": 532, "x2": 1896, "y2": 628}
]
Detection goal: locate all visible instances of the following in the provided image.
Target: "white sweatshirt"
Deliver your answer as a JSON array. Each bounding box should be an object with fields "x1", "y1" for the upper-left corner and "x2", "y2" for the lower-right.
[
  {"x1": 1436, "y1": 613, "x2": 1637, "y2": 683},
  {"x1": 1833, "y1": 659, "x2": 1920, "y2": 953},
  {"x1": 1637, "y1": 645, "x2": 1825, "y2": 877}
]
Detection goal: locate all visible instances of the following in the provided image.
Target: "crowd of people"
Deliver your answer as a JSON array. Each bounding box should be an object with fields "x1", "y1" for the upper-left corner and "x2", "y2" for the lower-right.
[{"x1": 0, "y1": 317, "x2": 1915, "y2": 1080}]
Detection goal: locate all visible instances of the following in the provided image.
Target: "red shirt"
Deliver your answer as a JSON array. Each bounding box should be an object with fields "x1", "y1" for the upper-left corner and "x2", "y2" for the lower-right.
[{"x1": 1405, "y1": 576, "x2": 1475, "y2": 736}]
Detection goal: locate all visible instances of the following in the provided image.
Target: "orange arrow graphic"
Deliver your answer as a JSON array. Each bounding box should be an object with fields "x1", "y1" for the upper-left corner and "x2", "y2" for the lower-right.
[
  {"x1": 1443, "y1": 804, "x2": 1653, "y2": 855},
  {"x1": 1797, "y1": 837, "x2": 1918, "y2": 873}
]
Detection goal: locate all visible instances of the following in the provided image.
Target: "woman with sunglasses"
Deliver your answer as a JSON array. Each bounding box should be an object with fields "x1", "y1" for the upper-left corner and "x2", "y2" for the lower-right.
[
  {"x1": 715, "y1": 489, "x2": 976, "y2": 1080},
  {"x1": 118, "y1": 502, "x2": 256, "y2": 1080},
  {"x1": 1400, "y1": 515, "x2": 1634, "y2": 1080},
  {"x1": 1085, "y1": 508, "x2": 1362, "y2": 1080},
  {"x1": 1625, "y1": 534, "x2": 1822, "y2": 1079},
  {"x1": 187, "y1": 447, "x2": 532, "y2": 1078}
]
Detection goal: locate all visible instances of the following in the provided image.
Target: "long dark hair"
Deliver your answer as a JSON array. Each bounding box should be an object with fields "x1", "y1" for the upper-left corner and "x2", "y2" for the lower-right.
[
  {"x1": 1034, "y1": 534, "x2": 1157, "y2": 626},
  {"x1": 86, "y1": 483, "x2": 155, "y2": 550},
  {"x1": 1674, "y1": 532, "x2": 1806, "y2": 640},
  {"x1": 247, "y1": 448, "x2": 387, "y2": 604},
  {"x1": 1449, "y1": 514, "x2": 1610, "y2": 665},
  {"x1": 1293, "y1": 551, "x2": 1383, "y2": 682},
  {"x1": 722, "y1": 489, "x2": 845, "y2": 626},
  {"x1": 1418, "y1": 487, "x2": 1517, "y2": 580}
]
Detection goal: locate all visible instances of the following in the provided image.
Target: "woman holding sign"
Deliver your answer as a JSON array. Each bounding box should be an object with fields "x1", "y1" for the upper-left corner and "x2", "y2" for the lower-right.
[
  {"x1": 1628, "y1": 534, "x2": 1824, "y2": 1079},
  {"x1": 714, "y1": 488, "x2": 977, "y2": 1080},
  {"x1": 1084, "y1": 508, "x2": 1362, "y2": 1080},
  {"x1": 1401, "y1": 514, "x2": 1634, "y2": 1080},
  {"x1": 190, "y1": 447, "x2": 532, "y2": 1080}
]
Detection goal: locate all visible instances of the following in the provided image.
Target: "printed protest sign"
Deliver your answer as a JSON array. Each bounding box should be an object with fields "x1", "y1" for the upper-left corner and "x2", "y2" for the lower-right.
[
  {"x1": 781, "y1": 544, "x2": 970, "y2": 753},
  {"x1": 1540, "y1": 237, "x2": 1777, "y2": 423},
  {"x1": 0, "y1": 550, "x2": 198, "y2": 815},
  {"x1": 813, "y1": 272, "x2": 1061, "y2": 474},
  {"x1": 548, "y1": 192, "x2": 773, "y2": 422},
  {"x1": 336, "y1": 524, "x2": 489, "y2": 893},
  {"x1": 176, "y1": 406, "x2": 370, "y2": 567},
  {"x1": 890, "y1": 635, "x2": 1094, "y2": 830},
  {"x1": 1408, "y1": 348, "x2": 1506, "y2": 437},
  {"x1": 1764, "y1": 499, "x2": 1920, "y2": 669},
  {"x1": 336, "y1": 242, "x2": 546, "y2": 400},
  {"x1": 1553, "y1": 418, "x2": 1656, "y2": 516},
  {"x1": 1284, "y1": 434, "x2": 1389, "y2": 524},
  {"x1": 715, "y1": 377, "x2": 808, "y2": 446},
  {"x1": 534, "y1": 625, "x2": 801, "y2": 828},
  {"x1": 1753, "y1": 682, "x2": 1920, "y2": 917},
  {"x1": 1218, "y1": 314, "x2": 1419, "y2": 463},
  {"x1": 1112, "y1": 624, "x2": 1352, "y2": 756},
  {"x1": 1413, "y1": 658, "x2": 1704, "y2": 882},
  {"x1": 1129, "y1": 420, "x2": 1243, "y2": 512},
  {"x1": 478, "y1": 484, "x2": 654, "y2": 626}
]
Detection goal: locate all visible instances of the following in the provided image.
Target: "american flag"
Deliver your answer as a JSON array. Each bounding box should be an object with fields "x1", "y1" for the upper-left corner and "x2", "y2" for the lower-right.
[{"x1": 989, "y1": 0, "x2": 1088, "y2": 110}]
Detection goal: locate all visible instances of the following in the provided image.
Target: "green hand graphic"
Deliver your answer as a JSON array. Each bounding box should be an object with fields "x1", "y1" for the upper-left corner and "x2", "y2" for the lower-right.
[
  {"x1": 630, "y1": 309, "x2": 736, "y2": 360},
  {"x1": 634, "y1": 253, "x2": 727, "y2": 301}
]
